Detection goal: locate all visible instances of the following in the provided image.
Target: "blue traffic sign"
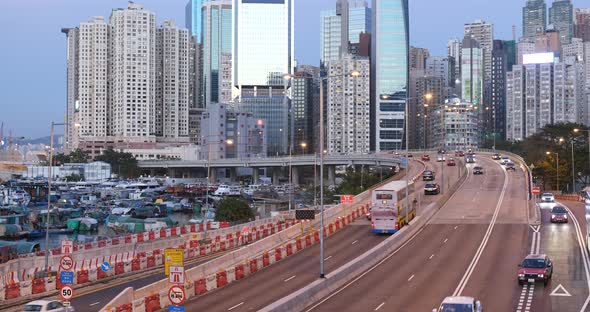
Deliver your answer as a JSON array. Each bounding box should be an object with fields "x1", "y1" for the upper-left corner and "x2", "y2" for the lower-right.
[
  {"x1": 101, "y1": 261, "x2": 111, "y2": 272},
  {"x1": 60, "y1": 271, "x2": 74, "y2": 285},
  {"x1": 169, "y1": 306, "x2": 185, "y2": 312}
]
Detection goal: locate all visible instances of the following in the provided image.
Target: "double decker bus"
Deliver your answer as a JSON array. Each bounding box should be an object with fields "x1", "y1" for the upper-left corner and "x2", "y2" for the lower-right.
[{"x1": 370, "y1": 180, "x2": 416, "y2": 234}]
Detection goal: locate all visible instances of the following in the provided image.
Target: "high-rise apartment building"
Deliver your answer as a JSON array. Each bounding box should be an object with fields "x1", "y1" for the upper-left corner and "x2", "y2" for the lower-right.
[
  {"x1": 549, "y1": 0, "x2": 574, "y2": 45},
  {"x1": 414, "y1": 75, "x2": 443, "y2": 149},
  {"x1": 233, "y1": 0, "x2": 294, "y2": 155},
  {"x1": 201, "y1": 0, "x2": 232, "y2": 106},
  {"x1": 574, "y1": 8, "x2": 590, "y2": 41},
  {"x1": 77, "y1": 17, "x2": 110, "y2": 139},
  {"x1": 464, "y1": 19, "x2": 493, "y2": 82},
  {"x1": 461, "y1": 35, "x2": 484, "y2": 107},
  {"x1": 507, "y1": 58, "x2": 586, "y2": 140},
  {"x1": 155, "y1": 20, "x2": 190, "y2": 140},
  {"x1": 320, "y1": 10, "x2": 342, "y2": 66},
  {"x1": 410, "y1": 46, "x2": 429, "y2": 70},
  {"x1": 523, "y1": 0, "x2": 547, "y2": 38},
  {"x1": 185, "y1": 0, "x2": 203, "y2": 42},
  {"x1": 109, "y1": 3, "x2": 157, "y2": 138},
  {"x1": 426, "y1": 56, "x2": 454, "y2": 88},
  {"x1": 562, "y1": 37, "x2": 590, "y2": 90},
  {"x1": 61, "y1": 27, "x2": 79, "y2": 151},
  {"x1": 327, "y1": 55, "x2": 370, "y2": 154},
  {"x1": 435, "y1": 98, "x2": 480, "y2": 150},
  {"x1": 371, "y1": 0, "x2": 409, "y2": 151}
]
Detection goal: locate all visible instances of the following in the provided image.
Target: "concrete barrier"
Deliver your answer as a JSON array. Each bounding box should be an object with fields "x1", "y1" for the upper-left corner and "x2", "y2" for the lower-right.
[{"x1": 99, "y1": 287, "x2": 134, "y2": 312}]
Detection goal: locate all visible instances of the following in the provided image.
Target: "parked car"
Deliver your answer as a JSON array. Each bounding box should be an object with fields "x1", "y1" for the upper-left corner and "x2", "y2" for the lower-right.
[
  {"x1": 518, "y1": 254, "x2": 553, "y2": 286},
  {"x1": 424, "y1": 183, "x2": 441, "y2": 195},
  {"x1": 473, "y1": 166, "x2": 484, "y2": 175},
  {"x1": 422, "y1": 154, "x2": 431, "y2": 161},
  {"x1": 433, "y1": 297, "x2": 482, "y2": 312},
  {"x1": 423, "y1": 170, "x2": 436, "y2": 181},
  {"x1": 550, "y1": 206, "x2": 568, "y2": 223}
]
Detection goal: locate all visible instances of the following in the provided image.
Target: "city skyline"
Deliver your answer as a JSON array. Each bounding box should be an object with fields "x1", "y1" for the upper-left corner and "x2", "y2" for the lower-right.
[{"x1": 2, "y1": 0, "x2": 590, "y2": 138}]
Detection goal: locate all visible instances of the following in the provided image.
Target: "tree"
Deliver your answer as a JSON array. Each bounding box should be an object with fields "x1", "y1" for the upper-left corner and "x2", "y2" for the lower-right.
[
  {"x1": 69, "y1": 149, "x2": 89, "y2": 163},
  {"x1": 336, "y1": 166, "x2": 391, "y2": 195},
  {"x1": 215, "y1": 198, "x2": 254, "y2": 223},
  {"x1": 95, "y1": 149, "x2": 139, "y2": 178},
  {"x1": 64, "y1": 174, "x2": 84, "y2": 182}
]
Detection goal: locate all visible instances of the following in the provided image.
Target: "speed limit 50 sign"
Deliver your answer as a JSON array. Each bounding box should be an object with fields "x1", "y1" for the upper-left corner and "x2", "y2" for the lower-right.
[{"x1": 60, "y1": 285, "x2": 74, "y2": 301}]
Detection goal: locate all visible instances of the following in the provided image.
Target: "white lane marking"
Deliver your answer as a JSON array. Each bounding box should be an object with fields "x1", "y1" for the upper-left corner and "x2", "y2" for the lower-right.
[
  {"x1": 375, "y1": 302, "x2": 385, "y2": 311},
  {"x1": 284, "y1": 275, "x2": 296, "y2": 282},
  {"x1": 443, "y1": 238, "x2": 448, "y2": 244},
  {"x1": 530, "y1": 231, "x2": 540, "y2": 254},
  {"x1": 558, "y1": 202, "x2": 590, "y2": 312},
  {"x1": 429, "y1": 254, "x2": 435, "y2": 260},
  {"x1": 408, "y1": 274, "x2": 414, "y2": 281},
  {"x1": 324, "y1": 256, "x2": 332, "y2": 261},
  {"x1": 89, "y1": 302, "x2": 101, "y2": 307},
  {"x1": 535, "y1": 231, "x2": 541, "y2": 254},
  {"x1": 529, "y1": 225, "x2": 540, "y2": 232},
  {"x1": 306, "y1": 165, "x2": 473, "y2": 312},
  {"x1": 228, "y1": 302, "x2": 244, "y2": 311},
  {"x1": 352, "y1": 240, "x2": 358, "y2": 245},
  {"x1": 516, "y1": 284, "x2": 528, "y2": 312},
  {"x1": 453, "y1": 161, "x2": 509, "y2": 297},
  {"x1": 550, "y1": 284, "x2": 572, "y2": 297}
]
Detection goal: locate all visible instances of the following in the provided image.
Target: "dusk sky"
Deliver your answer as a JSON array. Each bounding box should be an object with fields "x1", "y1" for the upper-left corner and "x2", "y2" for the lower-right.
[{"x1": 1, "y1": 0, "x2": 590, "y2": 138}]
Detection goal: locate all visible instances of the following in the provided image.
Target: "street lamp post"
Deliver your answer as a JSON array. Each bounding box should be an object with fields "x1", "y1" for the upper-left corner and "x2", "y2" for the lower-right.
[
  {"x1": 546, "y1": 151, "x2": 559, "y2": 192},
  {"x1": 45, "y1": 121, "x2": 66, "y2": 273},
  {"x1": 319, "y1": 78, "x2": 326, "y2": 278},
  {"x1": 571, "y1": 139, "x2": 575, "y2": 193},
  {"x1": 423, "y1": 93, "x2": 433, "y2": 149}
]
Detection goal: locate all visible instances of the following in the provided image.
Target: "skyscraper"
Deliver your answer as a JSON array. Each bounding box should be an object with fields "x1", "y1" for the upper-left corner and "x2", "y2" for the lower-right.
[
  {"x1": 574, "y1": 8, "x2": 590, "y2": 42},
  {"x1": 410, "y1": 46, "x2": 429, "y2": 70},
  {"x1": 448, "y1": 38, "x2": 462, "y2": 82},
  {"x1": 490, "y1": 40, "x2": 515, "y2": 141},
  {"x1": 61, "y1": 27, "x2": 79, "y2": 151},
  {"x1": 523, "y1": 0, "x2": 547, "y2": 38},
  {"x1": 464, "y1": 20, "x2": 493, "y2": 81},
  {"x1": 292, "y1": 72, "x2": 315, "y2": 152},
  {"x1": 550, "y1": 0, "x2": 574, "y2": 45},
  {"x1": 185, "y1": 0, "x2": 203, "y2": 42},
  {"x1": 320, "y1": 0, "x2": 371, "y2": 67},
  {"x1": 233, "y1": 0, "x2": 294, "y2": 155},
  {"x1": 109, "y1": 3, "x2": 157, "y2": 138},
  {"x1": 201, "y1": 0, "x2": 232, "y2": 106},
  {"x1": 371, "y1": 0, "x2": 409, "y2": 152},
  {"x1": 461, "y1": 35, "x2": 483, "y2": 107}
]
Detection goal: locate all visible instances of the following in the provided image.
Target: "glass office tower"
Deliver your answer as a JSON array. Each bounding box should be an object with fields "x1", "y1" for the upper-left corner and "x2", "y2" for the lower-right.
[
  {"x1": 202, "y1": 0, "x2": 232, "y2": 105},
  {"x1": 371, "y1": 0, "x2": 409, "y2": 152},
  {"x1": 233, "y1": 0, "x2": 294, "y2": 155},
  {"x1": 185, "y1": 0, "x2": 203, "y2": 42}
]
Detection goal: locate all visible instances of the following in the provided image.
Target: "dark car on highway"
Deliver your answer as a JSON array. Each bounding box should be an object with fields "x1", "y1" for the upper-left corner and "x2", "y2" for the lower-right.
[
  {"x1": 506, "y1": 162, "x2": 516, "y2": 171},
  {"x1": 424, "y1": 183, "x2": 440, "y2": 195},
  {"x1": 550, "y1": 206, "x2": 568, "y2": 223},
  {"x1": 473, "y1": 166, "x2": 484, "y2": 175},
  {"x1": 423, "y1": 170, "x2": 435, "y2": 181},
  {"x1": 518, "y1": 254, "x2": 553, "y2": 286}
]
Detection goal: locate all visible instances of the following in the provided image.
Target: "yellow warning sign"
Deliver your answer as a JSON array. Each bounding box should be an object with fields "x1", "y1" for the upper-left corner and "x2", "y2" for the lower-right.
[{"x1": 164, "y1": 248, "x2": 184, "y2": 276}]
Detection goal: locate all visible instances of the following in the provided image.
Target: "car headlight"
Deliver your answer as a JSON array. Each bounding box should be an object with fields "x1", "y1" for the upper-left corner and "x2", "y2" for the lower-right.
[
  {"x1": 539, "y1": 274, "x2": 544, "y2": 278},
  {"x1": 564, "y1": 215, "x2": 568, "y2": 218},
  {"x1": 518, "y1": 274, "x2": 524, "y2": 277},
  {"x1": 552, "y1": 214, "x2": 556, "y2": 218}
]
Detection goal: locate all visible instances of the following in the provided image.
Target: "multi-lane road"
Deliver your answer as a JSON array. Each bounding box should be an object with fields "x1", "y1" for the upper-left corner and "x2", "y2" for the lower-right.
[
  {"x1": 305, "y1": 154, "x2": 546, "y2": 311},
  {"x1": 179, "y1": 156, "x2": 461, "y2": 311}
]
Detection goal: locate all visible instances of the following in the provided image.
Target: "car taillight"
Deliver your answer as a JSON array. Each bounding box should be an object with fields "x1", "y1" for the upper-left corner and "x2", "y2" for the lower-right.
[
  {"x1": 395, "y1": 222, "x2": 399, "y2": 229},
  {"x1": 371, "y1": 222, "x2": 375, "y2": 228}
]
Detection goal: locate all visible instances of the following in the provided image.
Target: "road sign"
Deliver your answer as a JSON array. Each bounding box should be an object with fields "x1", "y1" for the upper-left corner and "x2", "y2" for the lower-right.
[
  {"x1": 61, "y1": 240, "x2": 73, "y2": 255},
  {"x1": 169, "y1": 306, "x2": 185, "y2": 312},
  {"x1": 59, "y1": 271, "x2": 74, "y2": 285},
  {"x1": 59, "y1": 255, "x2": 73, "y2": 271},
  {"x1": 169, "y1": 265, "x2": 184, "y2": 284},
  {"x1": 101, "y1": 261, "x2": 111, "y2": 273},
  {"x1": 168, "y1": 285, "x2": 185, "y2": 305},
  {"x1": 295, "y1": 209, "x2": 315, "y2": 220},
  {"x1": 165, "y1": 248, "x2": 184, "y2": 276},
  {"x1": 60, "y1": 285, "x2": 74, "y2": 301},
  {"x1": 340, "y1": 195, "x2": 354, "y2": 204},
  {"x1": 532, "y1": 187, "x2": 541, "y2": 195}
]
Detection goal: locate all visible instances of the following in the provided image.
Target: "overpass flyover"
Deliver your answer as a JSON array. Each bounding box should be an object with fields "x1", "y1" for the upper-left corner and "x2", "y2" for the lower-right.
[{"x1": 138, "y1": 154, "x2": 405, "y2": 184}]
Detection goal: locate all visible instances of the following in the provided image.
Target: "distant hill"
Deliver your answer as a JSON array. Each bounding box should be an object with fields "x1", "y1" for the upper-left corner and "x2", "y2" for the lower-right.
[{"x1": 14, "y1": 135, "x2": 63, "y2": 146}]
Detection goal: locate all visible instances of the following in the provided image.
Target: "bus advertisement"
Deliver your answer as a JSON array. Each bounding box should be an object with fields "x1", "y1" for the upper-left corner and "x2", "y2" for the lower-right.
[{"x1": 370, "y1": 180, "x2": 416, "y2": 234}]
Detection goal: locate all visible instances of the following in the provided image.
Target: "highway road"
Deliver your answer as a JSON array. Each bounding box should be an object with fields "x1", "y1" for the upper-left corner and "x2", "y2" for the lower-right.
[
  {"x1": 306, "y1": 153, "x2": 534, "y2": 312},
  {"x1": 33, "y1": 157, "x2": 427, "y2": 311},
  {"x1": 180, "y1": 156, "x2": 462, "y2": 311},
  {"x1": 524, "y1": 199, "x2": 590, "y2": 312}
]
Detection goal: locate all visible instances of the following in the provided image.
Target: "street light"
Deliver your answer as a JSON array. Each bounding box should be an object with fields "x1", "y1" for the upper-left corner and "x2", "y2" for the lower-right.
[
  {"x1": 546, "y1": 151, "x2": 559, "y2": 192},
  {"x1": 44, "y1": 121, "x2": 68, "y2": 273},
  {"x1": 423, "y1": 93, "x2": 433, "y2": 149},
  {"x1": 300, "y1": 142, "x2": 307, "y2": 154}
]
